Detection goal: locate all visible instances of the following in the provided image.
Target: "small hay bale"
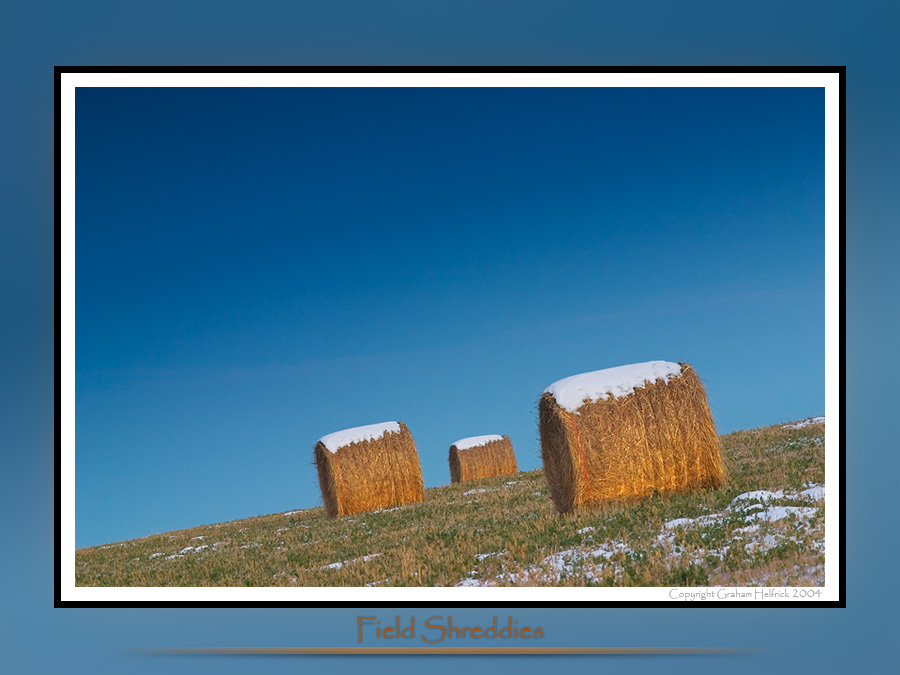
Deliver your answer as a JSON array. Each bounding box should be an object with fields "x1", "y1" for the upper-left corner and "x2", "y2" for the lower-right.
[
  {"x1": 448, "y1": 435, "x2": 518, "y2": 483},
  {"x1": 539, "y1": 361, "x2": 725, "y2": 513},
  {"x1": 314, "y1": 421, "x2": 425, "y2": 518}
]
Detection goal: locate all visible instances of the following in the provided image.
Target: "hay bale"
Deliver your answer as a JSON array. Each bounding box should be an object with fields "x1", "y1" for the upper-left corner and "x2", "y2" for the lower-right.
[
  {"x1": 539, "y1": 361, "x2": 725, "y2": 513},
  {"x1": 314, "y1": 421, "x2": 425, "y2": 518},
  {"x1": 448, "y1": 435, "x2": 518, "y2": 483}
]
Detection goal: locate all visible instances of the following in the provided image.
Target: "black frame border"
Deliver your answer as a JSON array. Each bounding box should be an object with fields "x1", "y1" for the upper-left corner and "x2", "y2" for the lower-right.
[{"x1": 54, "y1": 65, "x2": 846, "y2": 609}]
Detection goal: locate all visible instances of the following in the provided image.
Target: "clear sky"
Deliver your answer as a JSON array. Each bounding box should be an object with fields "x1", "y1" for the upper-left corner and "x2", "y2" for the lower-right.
[{"x1": 75, "y1": 85, "x2": 824, "y2": 548}]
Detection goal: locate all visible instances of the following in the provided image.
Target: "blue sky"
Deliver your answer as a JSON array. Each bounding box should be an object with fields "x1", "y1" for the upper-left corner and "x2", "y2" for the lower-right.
[{"x1": 75, "y1": 85, "x2": 824, "y2": 548}]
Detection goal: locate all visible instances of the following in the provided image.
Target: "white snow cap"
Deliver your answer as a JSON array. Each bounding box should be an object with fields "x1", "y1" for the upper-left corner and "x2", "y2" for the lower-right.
[
  {"x1": 545, "y1": 360, "x2": 683, "y2": 413},
  {"x1": 452, "y1": 434, "x2": 504, "y2": 451},
  {"x1": 318, "y1": 421, "x2": 402, "y2": 453}
]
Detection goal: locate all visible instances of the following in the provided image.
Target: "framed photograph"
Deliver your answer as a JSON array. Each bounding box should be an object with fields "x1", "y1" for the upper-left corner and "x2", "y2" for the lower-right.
[{"x1": 57, "y1": 67, "x2": 843, "y2": 606}]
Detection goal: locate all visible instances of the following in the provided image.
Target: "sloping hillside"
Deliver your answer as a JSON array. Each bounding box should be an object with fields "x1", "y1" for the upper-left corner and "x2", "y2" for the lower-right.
[{"x1": 76, "y1": 417, "x2": 826, "y2": 587}]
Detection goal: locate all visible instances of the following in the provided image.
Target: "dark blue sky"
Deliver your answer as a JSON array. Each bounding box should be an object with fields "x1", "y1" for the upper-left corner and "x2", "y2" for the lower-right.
[{"x1": 75, "y1": 85, "x2": 824, "y2": 547}]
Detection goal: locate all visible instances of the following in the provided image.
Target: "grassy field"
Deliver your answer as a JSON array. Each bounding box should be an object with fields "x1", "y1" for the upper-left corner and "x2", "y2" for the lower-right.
[{"x1": 76, "y1": 417, "x2": 826, "y2": 587}]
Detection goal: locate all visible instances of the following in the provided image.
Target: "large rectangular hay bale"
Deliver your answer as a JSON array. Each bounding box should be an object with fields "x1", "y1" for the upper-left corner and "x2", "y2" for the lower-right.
[
  {"x1": 448, "y1": 434, "x2": 517, "y2": 483},
  {"x1": 539, "y1": 361, "x2": 725, "y2": 513},
  {"x1": 314, "y1": 421, "x2": 425, "y2": 518}
]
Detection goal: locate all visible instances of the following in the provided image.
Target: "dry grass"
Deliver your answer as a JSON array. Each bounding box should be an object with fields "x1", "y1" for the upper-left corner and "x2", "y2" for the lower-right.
[
  {"x1": 314, "y1": 422, "x2": 425, "y2": 518},
  {"x1": 539, "y1": 363, "x2": 725, "y2": 513},
  {"x1": 449, "y1": 436, "x2": 518, "y2": 483}
]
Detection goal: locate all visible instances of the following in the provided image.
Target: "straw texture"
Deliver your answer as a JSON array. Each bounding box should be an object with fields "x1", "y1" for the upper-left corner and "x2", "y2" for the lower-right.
[
  {"x1": 539, "y1": 363, "x2": 725, "y2": 513},
  {"x1": 314, "y1": 422, "x2": 425, "y2": 518},
  {"x1": 448, "y1": 436, "x2": 518, "y2": 483}
]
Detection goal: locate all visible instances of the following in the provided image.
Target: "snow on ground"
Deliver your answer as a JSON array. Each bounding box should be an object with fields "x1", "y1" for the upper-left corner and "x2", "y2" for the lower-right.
[
  {"x1": 463, "y1": 487, "x2": 500, "y2": 495},
  {"x1": 783, "y1": 416, "x2": 825, "y2": 429},
  {"x1": 731, "y1": 486, "x2": 825, "y2": 506},
  {"x1": 800, "y1": 486, "x2": 825, "y2": 500},
  {"x1": 149, "y1": 542, "x2": 228, "y2": 560},
  {"x1": 453, "y1": 435, "x2": 504, "y2": 450},
  {"x1": 165, "y1": 544, "x2": 209, "y2": 560},
  {"x1": 500, "y1": 542, "x2": 633, "y2": 585},
  {"x1": 746, "y1": 506, "x2": 819, "y2": 522},
  {"x1": 731, "y1": 490, "x2": 784, "y2": 504},
  {"x1": 318, "y1": 422, "x2": 401, "y2": 453},
  {"x1": 457, "y1": 483, "x2": 825, "y2": 586},
  {"x1": 321, "y1": 553, "x2": 382, "y2": 570},
  {"x1": 545, "y1": 361, "x2": 682, "y2": 412},
  {"x1": 654, "y1": 484, "x2": 824, "y2": 567},
  {"x1": 664, "y1": 514, "x2": 724, "y2": 530},
  {"x1": 456, "y1": 577, "x2": 488, "y2": 587}
]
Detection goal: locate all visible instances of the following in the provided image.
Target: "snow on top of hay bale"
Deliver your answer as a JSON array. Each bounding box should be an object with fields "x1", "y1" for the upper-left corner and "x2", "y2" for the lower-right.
[
  {"x1": 318, "y1": 421, "x2": 401, "y2": 453},
  {"x1": 544, "y1": 360, "x2": 682, "y2": 412},
  {"x1": 452, "y1": 434, "x2": 504, "y2": 450}
]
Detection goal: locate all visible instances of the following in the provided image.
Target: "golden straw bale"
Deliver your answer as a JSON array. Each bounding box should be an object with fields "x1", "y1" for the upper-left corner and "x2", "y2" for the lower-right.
[
  {"x1": 314, "y1": 421, "x2": 425, "y2": 518},
  {"x1": 448, "y1": 435, "x2": 518, "y2": 483},
  {"x1": 539, "y1": 361, "x2": 725, "y2": 513}
]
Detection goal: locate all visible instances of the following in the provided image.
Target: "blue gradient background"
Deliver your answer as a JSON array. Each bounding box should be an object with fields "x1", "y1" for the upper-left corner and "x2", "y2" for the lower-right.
[{"x1": 2, "y1": 2, "x2": 896, "y2": 674}]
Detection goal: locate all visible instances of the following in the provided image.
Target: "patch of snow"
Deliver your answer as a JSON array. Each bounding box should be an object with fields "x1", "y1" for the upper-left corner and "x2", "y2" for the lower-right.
[
  {"x1": 282, "y1": 510, "x2": 302, "y2": 516},
  {"x1": 318, "y1": 422, "x2": 401, "y2": 453},
  {"x1": 744, "y1": 534, "x2": 781, "y2": 553},
  {"x1": 663, "y1": 517, "x2": 695, "y2": 530},
  {"x1": 577, "y1": 526, "x2": 595, "y2": 534},
  {"x1": 321, "y1": 553, "x2": 382, "y2": 570},
  {"x1": 498, "y1": 542, "x2": 632, "y2": 585},
  {"x1": 456, "y1": 577, "x2": 494, "y2": 587},
  {"x1": 463, "y1": 488, "x2": 491, "y2": 495},
  {"x1": 190, "y1": 536, "x2": 204, "y2": 540},
  {"x1": 746, "y1": 506, "x2": 819, "y2": 523},
  {"x1": 731, "y1": 490, "x2": 784, "y2": 504},
  {"x1": 476, "y1": 552, "x2": 500, "y2": 561},
  {"x1": 505, "y1": 481, "x2": 518, "y2": 486},
  {"x1": 588, "y1": 545, "x2": 623, "y2": 560},
  {"x1": 664, "y1": 514, "x2": 723, "y2": 530},
  {"x1": 149, "y1": 552, "x2": 163, "y2": 558},
  {"x1": 453, "y1": 435, "x2": 504, "y2": 450},
  {"x1": 783, "y1": 416, "x2": 825, "y2": 429},
  {"x1": 800, "y1": 486, "x2": 825, "y2": 501},
  {"x1": 539, "y1": 549, "x2": 582, "y2": 574},
  {"x1": 735, "y1": 503, "x2": 764, "y2": 513},
  {"x1": 544, "y1": 361, "x2": 682, "y2": 412},
  {"x1": 171, "y1": 545, "x2": 209, "y2": 556},
  {"x1": 734, "y1": 524, "x2": 761, "y2": 536}
]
